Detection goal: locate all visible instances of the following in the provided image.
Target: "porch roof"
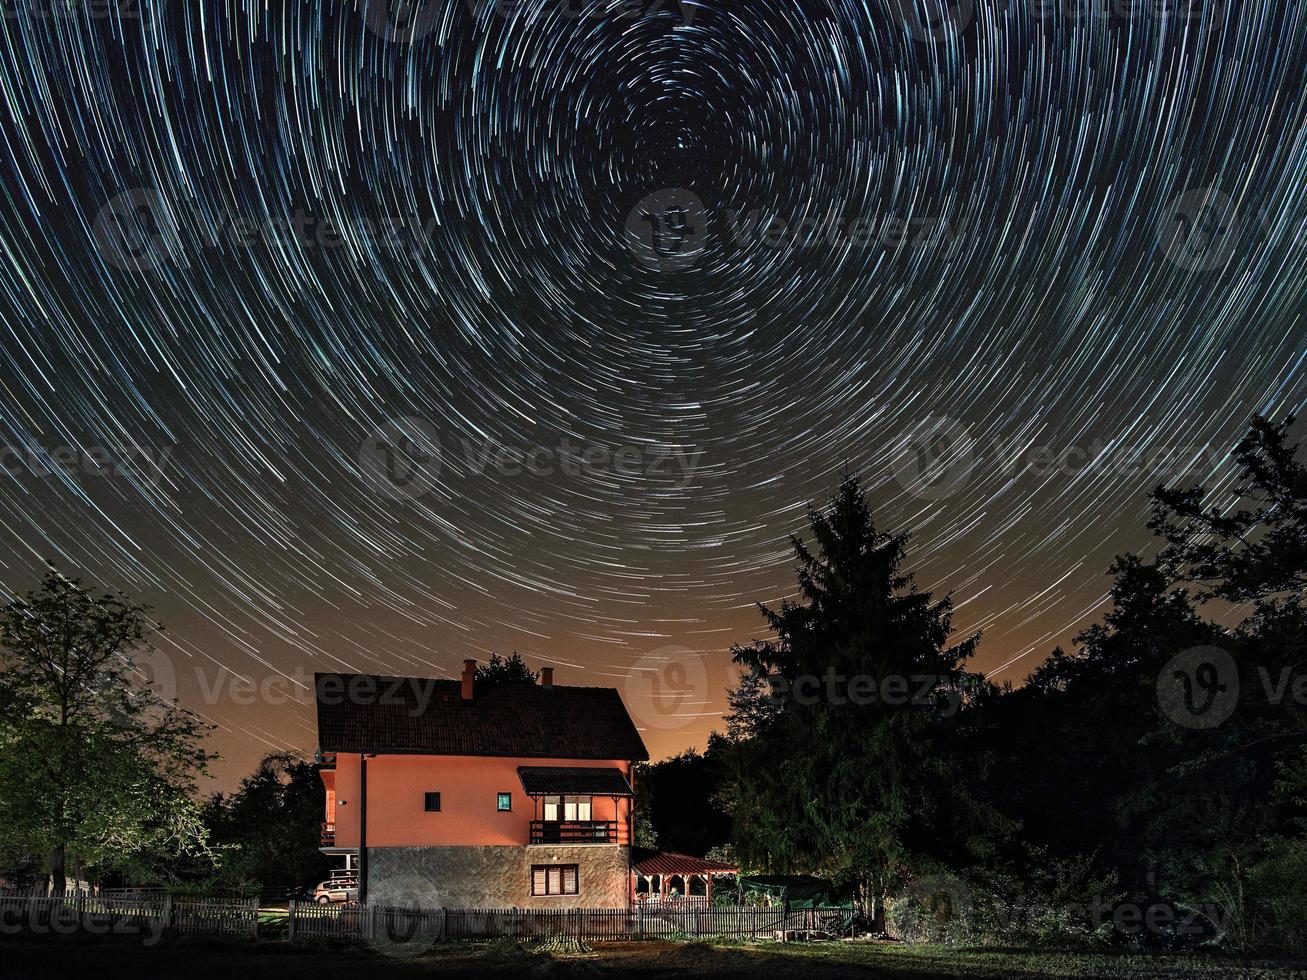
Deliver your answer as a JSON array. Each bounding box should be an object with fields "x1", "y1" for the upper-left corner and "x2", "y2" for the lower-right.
[
  {"x1": 633, "y1": 851, "x2": 738, "y2": 876},
  {"x1": 517, "y1": 765, "x2": 634, "y2": 797}
]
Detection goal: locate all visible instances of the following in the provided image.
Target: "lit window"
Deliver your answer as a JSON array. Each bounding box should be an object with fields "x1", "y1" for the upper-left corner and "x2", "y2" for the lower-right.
[
  {"x1": 424, "y1": 792, "x2": 441, "y2": 812},
  {"x1": 497, "y1": 792, "x2": 512, "y2": 811},
  {"x1": 542, "y1": 795, "x2": 591, "y2": 821},
  {"x1": 531, "y1": 864, "x2": 579, "y2": 896}
]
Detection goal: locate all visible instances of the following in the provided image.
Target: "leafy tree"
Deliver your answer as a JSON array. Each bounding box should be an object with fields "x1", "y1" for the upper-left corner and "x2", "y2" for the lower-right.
[
  {"x1": 474, "y1": 652, "x2": 539, "y2": 685},
  {"x1": 635, "y1": 747, "x2": 732, "y2": 856},
  {"x1": 0, "y1": 565, "x2": 214, "y2": 892},
  {"x1": 720, "y1": 476, "x2": 994, "y2": 922},
  {"x1": 204, "y1": 752, "x2": 331, "y2": 892}
]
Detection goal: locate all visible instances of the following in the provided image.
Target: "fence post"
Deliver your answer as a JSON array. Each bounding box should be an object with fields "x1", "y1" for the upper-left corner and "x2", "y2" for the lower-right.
[
  {"x1": 441, "y1": 906, "x2": 447, "y2": 942},
  {"x1": 287, "y1": 898, "x2": 296, "y2": 942},
  {"x1": 161, "y1": 893, "x2": 173, "y2": 934},
  {"x1": 249, "y1": 897, "x2": 259, "y2": 940},
  {"x1": 637, "y1": 903, "x2": 643, "y2": 938}
]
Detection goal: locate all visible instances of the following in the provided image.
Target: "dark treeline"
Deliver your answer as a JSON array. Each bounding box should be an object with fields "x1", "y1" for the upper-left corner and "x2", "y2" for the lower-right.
[{"x1": 642, "y1": 415, "x2": 1307, "y2": 953}]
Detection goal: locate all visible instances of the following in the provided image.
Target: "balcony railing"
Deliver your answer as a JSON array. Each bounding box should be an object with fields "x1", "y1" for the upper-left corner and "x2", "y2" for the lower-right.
[
  {"x1": 529, "y1": 819, "x2": 616, "y2": 845},
  {"x1": 321, "y1": 821, "x2": 335, "y2": 846}
]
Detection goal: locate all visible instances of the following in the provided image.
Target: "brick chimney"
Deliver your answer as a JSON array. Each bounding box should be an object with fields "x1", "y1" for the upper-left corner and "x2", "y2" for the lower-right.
[
  {"x1": 540, "y1": 666, "x2": 554, "y2": 688},
  {"x1": 461, "y1": 659, "x2": 476, "y2": 701}
]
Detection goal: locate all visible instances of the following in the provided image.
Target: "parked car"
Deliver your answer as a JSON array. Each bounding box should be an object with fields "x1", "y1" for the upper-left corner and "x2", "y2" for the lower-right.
[{"x1": 311, "y1": 877, "x2": 358, "y2": 904}]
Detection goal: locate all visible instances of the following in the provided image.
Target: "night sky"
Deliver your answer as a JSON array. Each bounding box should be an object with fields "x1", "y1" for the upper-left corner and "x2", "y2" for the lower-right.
[{"x1": 0, "y1": 1, "x2": 1302, "y2": 787}]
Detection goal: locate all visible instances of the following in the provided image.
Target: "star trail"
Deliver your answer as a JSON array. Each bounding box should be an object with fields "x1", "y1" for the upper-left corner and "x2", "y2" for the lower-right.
[{"x1": 0, "y1": 0, "x2": 1302, "y2": 784}]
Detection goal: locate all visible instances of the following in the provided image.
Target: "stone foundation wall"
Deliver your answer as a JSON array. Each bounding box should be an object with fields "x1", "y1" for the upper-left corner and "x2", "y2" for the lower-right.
[{"x1": 366, "y1": 845, "x2": 630, "y2": 909}]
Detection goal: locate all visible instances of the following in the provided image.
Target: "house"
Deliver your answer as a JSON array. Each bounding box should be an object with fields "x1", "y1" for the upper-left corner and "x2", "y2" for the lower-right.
[{"x1": 314, "y1": 661, "x2": 649, "y2": 908}]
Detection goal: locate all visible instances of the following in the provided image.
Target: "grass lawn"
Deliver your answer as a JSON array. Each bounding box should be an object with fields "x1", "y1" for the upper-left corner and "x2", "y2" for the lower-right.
[{"x1": 4, "y1": 934, "x2": 1307, "y2": 979}]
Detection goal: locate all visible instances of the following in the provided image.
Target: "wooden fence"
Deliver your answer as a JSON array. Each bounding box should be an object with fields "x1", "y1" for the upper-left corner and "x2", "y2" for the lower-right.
[
  {"x1": 2, "y1": 888, "x2": 844, "y2": 945},
  {"x1": 286, "y1": 900, "x2": 848, "y2": 943},
  {"x1": 0, "y1": 890, "x2": 258, "y2": 939}
]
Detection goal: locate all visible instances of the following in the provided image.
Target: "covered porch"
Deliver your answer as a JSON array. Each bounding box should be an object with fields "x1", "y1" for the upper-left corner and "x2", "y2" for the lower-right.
[
  {"x1": 632, "y1": 851, "x2": 738, "y2": 905},
  {"x1": 518, "y1": 765, "x2": 635, "y2": 845}
]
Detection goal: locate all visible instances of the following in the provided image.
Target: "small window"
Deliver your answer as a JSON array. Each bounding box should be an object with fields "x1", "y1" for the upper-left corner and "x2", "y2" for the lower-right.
[
  {"x1": 531, "y1": 864, "x2": 579, "y2": 896},
  {"x1": 497, "y1": 792, "x2": 512, "y2": 811},
  {"x1": 424, "y1": 792, "x2": 441, "y2": 812}
]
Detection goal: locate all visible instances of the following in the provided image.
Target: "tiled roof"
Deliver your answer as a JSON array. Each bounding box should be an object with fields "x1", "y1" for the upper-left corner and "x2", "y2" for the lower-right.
[
  {"x1": 633, "y1": 850, "x2": 739, "y2": 875},
  {"x1": 518, "y1": 766, "x2": 634, "y2": 797},
  {"x1": 314, "y1": 673, "x2": 649, "y2": 761}
]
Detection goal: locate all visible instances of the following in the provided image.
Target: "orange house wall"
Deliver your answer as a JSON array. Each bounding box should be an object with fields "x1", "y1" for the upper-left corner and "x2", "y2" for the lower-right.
[{"x1": 326, "y1": 754, "x2": 635, "y2": 848}]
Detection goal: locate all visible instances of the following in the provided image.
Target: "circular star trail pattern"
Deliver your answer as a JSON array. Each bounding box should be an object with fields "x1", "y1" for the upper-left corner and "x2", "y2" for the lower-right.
[{"x1": 0, "y1": 1, "x2": 1302, "y2": 779}]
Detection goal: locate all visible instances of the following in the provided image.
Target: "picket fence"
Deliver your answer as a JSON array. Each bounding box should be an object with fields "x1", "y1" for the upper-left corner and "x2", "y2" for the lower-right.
[
  {"x1": 286, "y1": 900, "x2": 848, "y2": 942},
  {"x1": 0, "y1": 889, "x2": 258, "y2": 939},
  {"x1": 2, "y1": 888, "x2": 848, "y2": 945}
]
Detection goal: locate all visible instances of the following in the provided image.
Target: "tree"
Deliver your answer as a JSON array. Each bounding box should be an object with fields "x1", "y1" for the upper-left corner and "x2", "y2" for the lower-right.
[
  {"x1": 0, "y1": 565, "x2": 213, "y2": 892},
  {"x1": 474, "y1": 652, "x2": 539, "y2": 685},
  {"x1": 1151, "y1": 414, "x2": 1306, "y2": 605},
  {"x1": 720, "y1": 476, "x2": 991, "y2": 922},
  {"x1": 635, "y1": 747, "x2": 732, "y2": 856},
  {"x1": 204, "y1": 753, "x2": 331, "y2": 892}
]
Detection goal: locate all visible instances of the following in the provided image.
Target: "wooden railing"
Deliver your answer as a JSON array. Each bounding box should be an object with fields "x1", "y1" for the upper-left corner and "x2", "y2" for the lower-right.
[
  {"x1": 528, "y1": 819, "x2": 616, "y2": 844},
  {"x1": 320, "y1": 821, "x2": 335, "y2": 846}
]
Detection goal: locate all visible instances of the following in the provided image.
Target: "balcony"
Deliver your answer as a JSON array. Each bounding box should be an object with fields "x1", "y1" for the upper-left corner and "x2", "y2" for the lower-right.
[
  {"x1": 529, "y1": 819, "x2": 616, "y2": 845},
  {"x1": 321, "y1": 821, "x2": 335, "y2": 846}
]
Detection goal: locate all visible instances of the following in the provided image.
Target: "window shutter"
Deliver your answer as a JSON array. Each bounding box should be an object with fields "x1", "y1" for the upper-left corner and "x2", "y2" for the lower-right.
[
  {"x1": 562, "y1": 866, "x2": 578, "y2": 895},
  {"x1": 532, "y1": 867, "x2": 547, "y2": 896},
  {"x1": 547, "y1": 866, "x2": 562, "y2": 895}
]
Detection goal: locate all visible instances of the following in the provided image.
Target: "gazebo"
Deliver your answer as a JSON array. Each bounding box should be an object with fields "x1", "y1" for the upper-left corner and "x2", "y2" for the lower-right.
[{"x1": 632, "y1": 851, "x2": 738, "y2": 905}]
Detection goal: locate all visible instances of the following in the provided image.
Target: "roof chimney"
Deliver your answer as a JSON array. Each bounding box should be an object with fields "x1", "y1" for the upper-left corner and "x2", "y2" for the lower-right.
[
  {"x1": 540, "y1": 666, "x2": 554, "y2": 688},
  {"x1": 461, "y1": 659, "x2": 476, "y2": 701}
]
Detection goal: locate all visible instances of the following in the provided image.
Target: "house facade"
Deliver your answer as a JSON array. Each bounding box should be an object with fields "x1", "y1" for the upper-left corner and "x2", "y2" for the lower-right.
[{"x1": 315, "y1": 661, "x2": 648, "y2": 908}]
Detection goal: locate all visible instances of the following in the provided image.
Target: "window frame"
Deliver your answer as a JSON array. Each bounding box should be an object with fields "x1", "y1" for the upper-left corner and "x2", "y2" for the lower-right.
[
  {"x1": 497, "y1": 792, "x2": 512, "y2": 812},
  {"x1": 530, "y1": 863, "x2": 579, "y2": 897},
  {"x1": 424, "y1": 791, "x2": 441, "y2": 812}
]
